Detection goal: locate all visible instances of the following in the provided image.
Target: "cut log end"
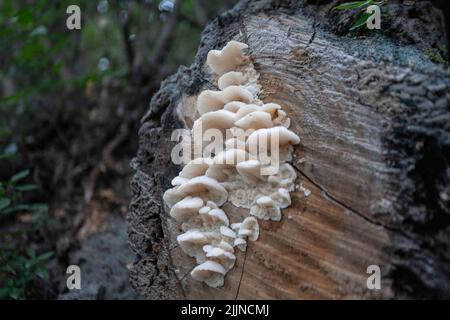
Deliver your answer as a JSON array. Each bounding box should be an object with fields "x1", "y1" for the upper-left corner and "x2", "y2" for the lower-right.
[{"x1": 129, "y1": 0, "x2": 450, "y2": 299}]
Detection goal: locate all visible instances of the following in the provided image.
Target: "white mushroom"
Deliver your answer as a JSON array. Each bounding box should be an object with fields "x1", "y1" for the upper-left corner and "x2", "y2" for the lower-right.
[
  {"x1": 218, "y1": 71, "x2": 246, "y2": 89},
  {"x1": 230, "y1": 222, "x2": 242, "y2": 231},
  {"x1": 206, "y1": 200, "x2": 218, "y2": 209},
  {"x1": 191, "y1": 261, "x2": 226, "y2": 288},
  {"x1": 238, "y1": 217, "x2": 259, "y2": 241},
  {"x1": 205, "y1": 149, "x2": 249, "y2": 182},
  {"x1": 169, "y1": 196, "x2": 203, "y2": 222},
  {"x1": 223, "y1": 101, "x2": 247, "y2": 113},
  {"x1": 261, "y1": 103, "x2": 282, "y2": 118},
  {"x1": 197, "y1": 86, "x2": 253, "y2": 115},
  {"x1": 177, "y1": 176, "x2": 228, "y2": 206},
  {"x1": 204, "y1": 240, "x2": 234, "y2": 253},
  {"x1": 163, "y1": 40, "x2": 300, "y2": 288},
  {"x1": 163, "y1": 188, "x2": 184, "y2": 208},
  {"x1": 250, "y1": 196, "x2": 282, "y2": 221},
  {"x1": 225, "y1": 137, "x2": 246, "y2": 151},
  {"x1": 276, "y1": 163, "x2": 297, "y2": 189},
  {"x1": 247, "y1": 126, "x2": 300, "y2": 150},
  {"x1": 179, "y1": 158, "x2": 212, "y2": 179},
  {"x1": 235, "y1": 111, "x2": 273, "y2": 130},
  {"x1": 234, "y1": 238, "x2": 247, "y2": 252},
  {"x1": 204, "y1": 247, "x2": 236, "y2": 271},
  {"x1": 218, "y1": 240, "x2": 234, "y2": 252},
  {"x1": 206, "y1": 40, "x2": 249, "y2": 75},
  {"x1": 236, "y1": 160, "x2": 264, "y2": 184},
  {"x1": 220, "y1": 225, "x2": 236, "y2": 244},
  {"x1": 171, "y1": 176, "x2": 189, "y2": 186},
  {"x1": 235, "y1": 104, "x2": 261, "y2": 119},
  {"x1": 273, "y1": 109, "x2": 291, "y2": 128},
  {"x1": 177, "y1": 230, "x2": 220, "y2": 262},
  {"x1": 192, "y1": 109, "x2": 237, "y2": 134},
  {"x1": 270, "y1": 188, "x2": 291, "y2": 208},
  {"x1": 200, "y1": 208, "x2": 229, "y2": 227}
]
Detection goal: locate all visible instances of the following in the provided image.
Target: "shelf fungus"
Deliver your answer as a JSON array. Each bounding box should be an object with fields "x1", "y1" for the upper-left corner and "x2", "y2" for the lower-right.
[{"x1": 163, "y1": 40, "x2": 300, "y2": 287}]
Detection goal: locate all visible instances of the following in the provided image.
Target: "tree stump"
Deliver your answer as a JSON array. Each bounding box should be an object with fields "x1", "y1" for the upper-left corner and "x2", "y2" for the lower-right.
[{"x1": 128, "y1": 0, "x2": 450, "y2": 299}]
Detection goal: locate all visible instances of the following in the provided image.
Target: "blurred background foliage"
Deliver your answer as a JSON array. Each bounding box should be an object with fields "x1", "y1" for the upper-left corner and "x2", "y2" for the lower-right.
[{"x1": 0, "y1": 0, "x2": 236, "y2": 299}]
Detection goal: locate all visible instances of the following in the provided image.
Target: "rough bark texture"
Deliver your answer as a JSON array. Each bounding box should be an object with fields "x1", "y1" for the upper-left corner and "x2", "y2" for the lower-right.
[{"x1": 128, "y1": 0, "x2": 450, "y2": 299}]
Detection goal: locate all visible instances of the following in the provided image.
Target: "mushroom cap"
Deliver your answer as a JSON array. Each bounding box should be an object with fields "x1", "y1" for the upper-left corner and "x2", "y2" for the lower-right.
[
  {"x1": 235, "y1": 104, "x2": 261, "y2": 119},
  {"x1": 177, "y1": 176, "x2": 228, "y2": 206},
  {"x1": 205, "y1": 149, "x2": 249, "y2": 182},
  {"x1": 177, "y1": 230, "x2": 220, "y2": 261},
  {"x1": 179, "y1": 158, "x2": 212, "y2": 179},
  {"x1": 171, "y1": 176, "x2": 189, "y2": 186},
  {"x1": 223, "y1": 101, "x2": 247, "y2": 113},
  {"x1": 163, "y1": 187, "x2": 184, "y2": 208},
  {"x1": 250, "y1": 201, "x2": 281, "y2": 221},
  {"x1": 229, "y1": 127, "x2": 249, "y2": 143},
  {"x1": 220, "y1": 225, "x2": 236, "y2": 239},
  {"x1": 276, "y1": 163, "x2": 297, "y2": 189},
  {"x1": 199, "y1": 206, "x2": 210, "y2": 215},
  {"x1": 247, "y1": 126, "x2": 300, "y2": 150},
  {"x1": 256, "y1": 196, "x2": 275, "y2": 207},
  {"x1": 230, "y1": 222, "x2": 242, "y2": 231},
  {"x1": 191, "y1": 261, "x2": 226, "y2": 287},
  {"x1": 236, "y1": 160, "x2": 264, "y2": 184},
  {"x1": 246, "y1": 126, "x2": 300, "y2": 156},
  {"x1": 239, "y1": 216, "x2": 259, "y2": 241},
  {"x1": 225, "y1": 137, "x2": 247, "y2": 151},
  {"x1": 197, "y1": 90, "x2": 224, "y2": 115},
  {"x1": 235, "y1": 111, "x2": 273, "y2": 130},
  {"x1": 218, "y1": 71, "x2": 245, "y2": 90},
  {"x1": 271, "y1": 188, "x2": 291, "y2": 208},
  {"x1": 234, "y1": 238, "x2": 247, "y2": 252},
  {"x1": 221, "y1": 86, "x2": 253, "y2": 106},
  {"x1": 206, "y1": 200, "x2": 218, "y2": 209},
  {"x1": 200, "y1": 208, "x2": 229, "y2": 227},
  {"x1": 205, "y1": 247, "x2": 236, "y2": 271},
  {"x1": 192, "y1": 109, "x2": 237, "y2": 134},
  {"x1": 169, "y1": 196, "x2": 204, "y2": 222},
  {"x1": 213, "y1": 148, "x2": 249, "y2": 165},
  {"x1": 197, "y1": 86, "x2": 253, "y2": 115},
  {"x1": 205, "y1": 165, "x2": 235, "y2": 182},
  {"x1": 261, "y1": 103, "x2": 282, "y2": 118},
  {"x1": 218, "y1": 240, "x2": 234, "y2": 252},
  {"x1": 203, "y1": 240, "x2": 234, "y2": 254},
  {"x1": 273, "y1": 109, "x2": 291, "y2": 128},
  {"x1": 206, "y1": 40, "x2": 249, "y2": 75}
]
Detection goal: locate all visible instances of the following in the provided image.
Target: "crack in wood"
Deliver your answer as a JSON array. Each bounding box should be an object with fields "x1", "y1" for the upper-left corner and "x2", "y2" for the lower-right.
[
  {"x1": 305, "y1": 20, "x2": 316, "y2": 49},
  {"x1": 235, "y1": 245, "x2": 248, "y2": 300},
  {"x1": 290, "y1": 162, "x2": 413, "y2": 240}
]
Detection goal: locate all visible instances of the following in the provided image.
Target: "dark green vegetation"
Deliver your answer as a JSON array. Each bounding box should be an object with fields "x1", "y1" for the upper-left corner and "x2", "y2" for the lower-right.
[
  {"x1": 0, "y1": 0, "x2": 235, "y2": 299},
  {"x1": 333, "y1": 0, "x2": 387, "y2": 31}
]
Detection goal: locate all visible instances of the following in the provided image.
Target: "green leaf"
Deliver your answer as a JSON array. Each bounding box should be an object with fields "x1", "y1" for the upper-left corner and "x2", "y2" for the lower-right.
[
  {"x1": 37, "y1": 251, "x2": 53, "y2": 261},
  {"x1": 29, "y1": 203, "x2": 48, "y2": 212},
  {"x1": 16, "y1": 184, "x2": 38, "y2": 192},
  {"x1": 34, "y1": 266, "x2": 48, "y2": 279},
  {"x1": 9, "y1": 287, "x2": 24, "y2": 300},
  {"x1": 333, "y1": 1, "x2": 372, "y2": 10},
  {"x1": 350, "y1": 12, "x2": 372, "y2": 30},
  {"x1": 26, "y1": 248, "x2": 36, "y2": 259},
  {"x1": 0, "y1": 198, "x2": 11, "y2": 211},
  {"x1": 1, "y1": 204, "x2": 31, "y2": 215},
  {"x1": 10, "y1": 170, "x2": 30, "y2": 183}
]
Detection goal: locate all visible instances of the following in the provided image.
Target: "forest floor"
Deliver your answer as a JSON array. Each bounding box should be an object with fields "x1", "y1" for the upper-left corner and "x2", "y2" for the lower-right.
[{"x1": 1, "y1": 76, "x2": 152, "y2": 299}]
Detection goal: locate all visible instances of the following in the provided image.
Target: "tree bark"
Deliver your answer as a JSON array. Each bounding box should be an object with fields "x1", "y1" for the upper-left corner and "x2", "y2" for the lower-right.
[{"x1": 128, "y1": 0, "x2": 450, "y2": 299}]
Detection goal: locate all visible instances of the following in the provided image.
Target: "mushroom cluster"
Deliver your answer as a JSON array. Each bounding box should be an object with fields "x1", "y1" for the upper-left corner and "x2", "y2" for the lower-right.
[{"x1": 163, "y1": 40, "x2": 300, "y2": 287}]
